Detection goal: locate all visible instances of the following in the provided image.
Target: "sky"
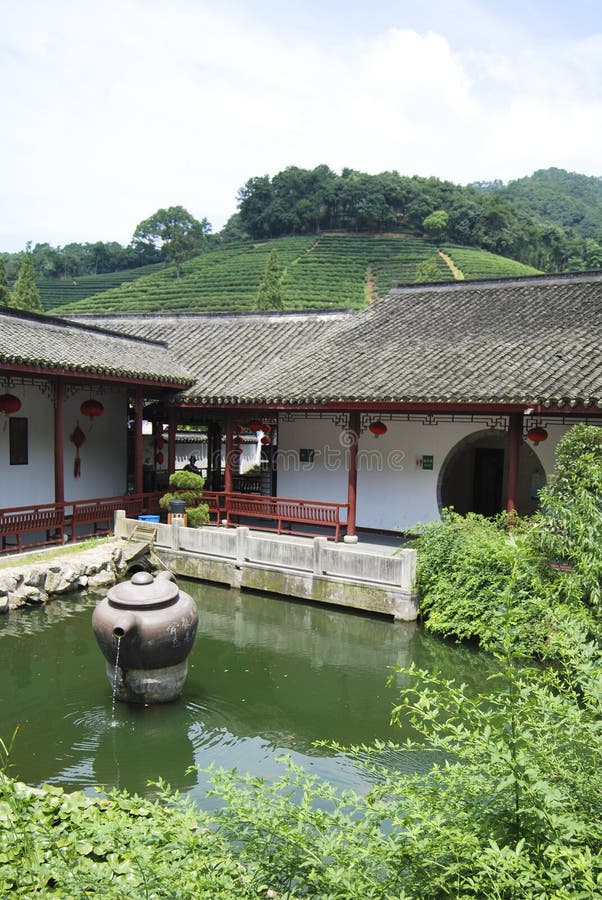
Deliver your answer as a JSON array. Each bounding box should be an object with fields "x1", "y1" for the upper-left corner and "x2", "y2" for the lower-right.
[{"x1": 1, "y1": 0, "x2": 602, "y2": 252}]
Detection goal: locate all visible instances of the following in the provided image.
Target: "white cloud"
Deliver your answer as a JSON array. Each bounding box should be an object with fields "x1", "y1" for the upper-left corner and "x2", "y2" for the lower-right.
[{"x1": 1, "y1": 0, "x2": 601, "y2": 250}]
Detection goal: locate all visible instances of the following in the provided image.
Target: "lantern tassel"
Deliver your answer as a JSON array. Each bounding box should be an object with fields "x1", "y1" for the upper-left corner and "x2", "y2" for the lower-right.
[{"x1": 74, "y1": 451, "x2": 81, "y2": 478}]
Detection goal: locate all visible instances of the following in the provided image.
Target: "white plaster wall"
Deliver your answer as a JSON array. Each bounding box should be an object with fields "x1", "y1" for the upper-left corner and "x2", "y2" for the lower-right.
[
  {"x1": 277, "y1": 416, "x2": 580, "y2": 532},
  {"x1": 0, "y1": 383, "x2": 127, "y2": 507},
  {"x1": 0, "y1": 383, "x2": 55, "y2": 507},
  {"x1": 63, "y1": 388, "x2": 128, "y2": 500},
  {"x1": 277, "y1": 419, "x2": 348, "y2": 503}
]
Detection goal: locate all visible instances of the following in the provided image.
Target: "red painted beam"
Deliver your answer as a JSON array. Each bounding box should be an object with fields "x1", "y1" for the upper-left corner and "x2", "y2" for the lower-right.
[
  {"x1": 346, "y1": 411, "x2": 360, "y2": 539},
  {"x1": 54, "y1": 378, "x2": 65, "y2": 504},
  {"x1": 224, "y1": 415, "x2": 234, "y2": 494},
  {"x1": 134, "y1": 388, "x2": 144, "y2": 495},
  {"x1": 506, "y1": 412, "x2": 522, "y2": 513}
]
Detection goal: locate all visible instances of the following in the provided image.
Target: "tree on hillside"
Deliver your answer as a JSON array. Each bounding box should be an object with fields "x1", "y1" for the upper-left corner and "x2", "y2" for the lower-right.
[
  {"x1": 256, "y1": 248, "x2": 284, "y2": 310},
  {"x1": 132, "y1": 206, "x2": 211, "y2": 278},
  {"x1": 423, "y1": 210, "x2": 448, "y2": 243},
  {"x1": 414, "y1": 258, "x2": 442, "y2": 283},
  {"x1": 11, "y1": 244, "x2": 43, "y2": 313},
  {"x1": 0, "y1": 257, "x2": 11, "y2": 307}
]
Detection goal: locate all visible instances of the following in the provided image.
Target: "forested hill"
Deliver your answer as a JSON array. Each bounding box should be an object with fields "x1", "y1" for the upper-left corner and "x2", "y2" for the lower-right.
[
  {"x1": 486, "y1": 168, "x2": 602, "y2": 244},
  {"x1": 234, "y1": 166, "x2": 602, "y2": 272}
]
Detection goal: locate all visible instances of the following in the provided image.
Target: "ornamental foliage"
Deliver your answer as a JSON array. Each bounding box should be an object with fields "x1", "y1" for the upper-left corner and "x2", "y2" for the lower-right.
[
  {"x1": 10, "y1": 245, "x2": 43, "y2": 313},
  {"x1": 256, "y1": 247, "x2": 284, "y2": 310},
  {"x1": 0, "y1": 256, "x2": 10, "y2": 307}
]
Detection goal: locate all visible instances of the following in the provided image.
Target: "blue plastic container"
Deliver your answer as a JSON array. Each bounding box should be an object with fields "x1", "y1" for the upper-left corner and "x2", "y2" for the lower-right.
[{"x1": 138, "y1": 514, "x2": 160, "y2": 523}]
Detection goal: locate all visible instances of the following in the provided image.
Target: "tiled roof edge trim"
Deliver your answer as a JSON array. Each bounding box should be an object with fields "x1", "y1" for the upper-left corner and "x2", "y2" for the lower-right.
[
  {"x1": 0, "y1": 307, "x2": 169, "y2": 349},
  {"x1": 391, "y1": 269, "x2": 602, "y2": 293}
]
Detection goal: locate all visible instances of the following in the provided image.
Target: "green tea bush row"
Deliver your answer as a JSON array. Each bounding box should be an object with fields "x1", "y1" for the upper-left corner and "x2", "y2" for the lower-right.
[
  {"x1": 52, "y1": 235, "x2": 541, "y2": 316},
  {"x1": 442, "y1": 245, "x2": 541, "y2": 279}
]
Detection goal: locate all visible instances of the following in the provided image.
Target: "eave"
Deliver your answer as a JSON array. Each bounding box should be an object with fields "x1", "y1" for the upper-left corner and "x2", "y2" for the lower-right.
[
  {"x1": 174, "y1": 399, "x2": 602, "y2": 416},
  {"x1": 0, "y1": 361, "x2": 193, "y2": 391}
]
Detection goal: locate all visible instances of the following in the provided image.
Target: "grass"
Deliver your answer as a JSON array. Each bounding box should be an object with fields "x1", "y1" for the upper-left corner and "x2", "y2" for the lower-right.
[
  {"x1": 37, "y1": 263, "x2": 166, "y2": 311},
  {"x1": 0, "y1": 537, "x2": 112, "y2": 571},
  {"x1": 49, "y1": 234, "x2": 543, "y2": 316}
]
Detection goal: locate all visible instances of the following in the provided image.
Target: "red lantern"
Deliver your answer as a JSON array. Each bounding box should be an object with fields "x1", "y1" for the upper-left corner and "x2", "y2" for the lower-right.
[
  {"x1": 70, "y1": 422, "x2": 86, "y2": 478},
  {"x1": 526, "y1": 426, "x2": 548, "y2": 444},
  {"x1": 156, "y1": 451, "x2": 164, "y2": 465},
  {"x1": 260, "y1": 423, "x2": 272, "y2": 434},
  {"x1": 368, "y1": 421, "x2": 387, "y2": 437},
  {"x1": 247, "y1": 420, "x2": 262, "y2": 432},
  {"x1": 156, "y1": 437, "x2": 165, "y2": 450},
  {"x1": 0, "y1": 393, "x2": 21, "y2": 430},
  {"x1": 261, "y1": 436, "x2": 271, "y2": 445},
  {"x1": 80, "y1": 399, "x2": 104, "y2": 428}
]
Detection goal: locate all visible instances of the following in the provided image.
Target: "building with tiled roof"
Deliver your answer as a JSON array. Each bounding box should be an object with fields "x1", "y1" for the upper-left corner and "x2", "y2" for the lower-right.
[{"x1": 1, "y1": 272, "x2": 601, "y2": 536}]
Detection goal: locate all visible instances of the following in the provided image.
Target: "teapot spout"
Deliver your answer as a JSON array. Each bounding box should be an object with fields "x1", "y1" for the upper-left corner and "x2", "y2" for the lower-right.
[{"x1": 112, "y1": 611, "x2": 137, "y2": 639}]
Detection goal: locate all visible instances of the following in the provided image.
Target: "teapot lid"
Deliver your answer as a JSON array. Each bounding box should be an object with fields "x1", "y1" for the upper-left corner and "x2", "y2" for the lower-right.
[{"x1": 107, "y1": 571, "x2": 179, "y2": 610}]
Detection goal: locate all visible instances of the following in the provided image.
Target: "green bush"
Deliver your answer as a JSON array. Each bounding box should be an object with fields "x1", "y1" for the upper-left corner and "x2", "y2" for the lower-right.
[
  {"x1": 159, "y1": 469, "x2": 206, "y2": 511},
  {"x1": 533, "y1": 423, "x2": 602, "y2": 609},
  {"x1": 185, "y1": 504, "x2": 210, "y2": 527},
  {"x1": 411, "y1": 510, "x2": 560, "y2": 657}
]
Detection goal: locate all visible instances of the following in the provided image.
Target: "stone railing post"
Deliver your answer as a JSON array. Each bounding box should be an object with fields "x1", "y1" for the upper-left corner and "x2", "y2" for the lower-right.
[
  {"x1": 313, "y1": 537, "x2": 327, "y2": 575},
  {"x1": 236, "y1": 527, "x2": 249, "y2": 566},
  {"x1": 171, "y1": 517, "x2": 184, "y2": 551},
  {"x1": 114, "y1": 509, "x2": 127, "y2": 538}
]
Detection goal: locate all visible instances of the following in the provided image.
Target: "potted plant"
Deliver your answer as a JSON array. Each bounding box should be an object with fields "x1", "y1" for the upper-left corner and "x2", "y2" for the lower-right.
[{"x1": 159, "y1": 470, "x2": 209, "y2": 526}]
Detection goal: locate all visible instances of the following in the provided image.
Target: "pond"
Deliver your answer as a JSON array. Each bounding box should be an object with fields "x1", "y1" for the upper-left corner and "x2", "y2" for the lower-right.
[{"x1": 0, "y1": 579, "x2": 499, "y2": 806}]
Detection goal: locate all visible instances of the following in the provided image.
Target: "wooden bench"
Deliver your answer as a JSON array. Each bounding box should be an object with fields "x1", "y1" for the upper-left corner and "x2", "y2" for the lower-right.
[
  {"x1": 199, "y1": 491, "x2": 223, "y2": 524},
  {"x1": 224, "y1": 493, "x2": 348, "y2": 542},
  {"x1": 0, "y1": 503, "x2": 66, "y2": 554},
  {"x1": 69, "y1": 495, "x2": 145, "y2": 541}
]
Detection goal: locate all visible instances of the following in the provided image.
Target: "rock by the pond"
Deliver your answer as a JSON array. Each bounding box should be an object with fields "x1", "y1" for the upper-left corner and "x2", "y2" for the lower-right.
[{"x1": 0, "y1": 540, "x2": 148, "y2": 612}]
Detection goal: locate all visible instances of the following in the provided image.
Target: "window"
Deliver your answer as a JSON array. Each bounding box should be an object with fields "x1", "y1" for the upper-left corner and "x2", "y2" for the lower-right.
[{"x1": 9, "y1": 417, "x2": 28, "y2": 466}]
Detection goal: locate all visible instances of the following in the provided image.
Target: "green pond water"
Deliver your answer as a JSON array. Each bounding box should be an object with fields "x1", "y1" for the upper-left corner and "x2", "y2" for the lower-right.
[{"x1": 0, "y1": 580, "x2": 499, "y2": 806}]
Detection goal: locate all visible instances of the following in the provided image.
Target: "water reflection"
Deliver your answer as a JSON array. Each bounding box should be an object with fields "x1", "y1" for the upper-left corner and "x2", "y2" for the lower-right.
[{"x1": 0, "y1": 580, "x2": 500, "y2": 805}]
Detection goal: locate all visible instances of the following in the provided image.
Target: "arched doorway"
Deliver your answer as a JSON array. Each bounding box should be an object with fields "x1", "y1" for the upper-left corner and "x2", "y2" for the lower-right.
[{"x1": 438, "y1": 429, "x2": 544, "y2": 517}]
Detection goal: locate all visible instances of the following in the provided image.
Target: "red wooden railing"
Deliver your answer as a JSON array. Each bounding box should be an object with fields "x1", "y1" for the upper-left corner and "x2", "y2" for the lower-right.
[{"x1": 0, "y1": 490, "x2": 349, "y2": 554}]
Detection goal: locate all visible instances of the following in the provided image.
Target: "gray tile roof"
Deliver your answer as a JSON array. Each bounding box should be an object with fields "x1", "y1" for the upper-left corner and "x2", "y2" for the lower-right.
[
  {"x1": 0, "y1": 308, "x2": 194, "y2": 386},
  {"x1": 67, "y1": 310, "x2": 353, "y2": 403},
  {"x1": 64, "y1": 272, "x2": 602, "y2": 408}
]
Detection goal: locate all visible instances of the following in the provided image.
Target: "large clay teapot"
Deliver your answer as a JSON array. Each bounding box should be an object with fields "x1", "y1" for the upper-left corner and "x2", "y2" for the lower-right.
[{"x1": 92, "y1": 570, "x2": 198, "y2": 704}]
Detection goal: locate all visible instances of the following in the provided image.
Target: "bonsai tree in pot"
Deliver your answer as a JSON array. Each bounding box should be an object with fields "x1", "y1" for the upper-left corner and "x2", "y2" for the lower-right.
[{"x1": 159, "y1": 470, "x2": 210, "y2": 526}]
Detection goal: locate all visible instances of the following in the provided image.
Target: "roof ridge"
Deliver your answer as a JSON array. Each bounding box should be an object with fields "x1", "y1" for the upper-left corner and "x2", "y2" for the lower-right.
[{"x1": 390, "y1": 269, "x2": 602, "y2": 292}]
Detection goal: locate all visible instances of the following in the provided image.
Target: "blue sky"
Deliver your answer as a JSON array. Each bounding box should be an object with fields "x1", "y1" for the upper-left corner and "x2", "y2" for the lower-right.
[{"x1": 1, "y1": 0, "x2": 601, "y2": 251}]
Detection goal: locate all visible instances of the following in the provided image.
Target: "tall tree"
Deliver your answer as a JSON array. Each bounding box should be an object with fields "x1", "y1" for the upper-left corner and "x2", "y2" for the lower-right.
[
  {"x1": 11, "y1": 244, "x2": 43, "y2": 313},
  {"x1": 0, "y1": 257, "x2": 11, "y2": 307},
  {"x1": 423, "y1": 210, "x2": 449, "y2": 243},
  {"x1": 256, "y1": 248, "x2": 284, "y2": 310},
  {"x1": 132, "y1": 206, "x2": 211, "y2": 278}
]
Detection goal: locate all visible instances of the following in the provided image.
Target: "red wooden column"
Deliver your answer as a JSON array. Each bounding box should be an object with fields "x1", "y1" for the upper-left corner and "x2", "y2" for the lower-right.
[
  {"x1": 134, "y1": 387, "x2": 144, "y2": 495},
  {"x1": 167, "y1": 406, "x2": 177, "y2": 474},
  {"x1": 345, "y1": 411, "x2": 360, "y2": 541},
  {"x1": 54, "y1": 378, "x2": 65, "y2": 504},
  {"x1": 224, "y1": 415, "x2": 234, "y2": 493},
  {"x1": 506, "y1": 412, "x2": 522, "y2": 513}
]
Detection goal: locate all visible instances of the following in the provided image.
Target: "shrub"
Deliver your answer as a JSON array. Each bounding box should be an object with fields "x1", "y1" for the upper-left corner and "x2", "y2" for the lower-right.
[
  {"x1": 159, "y1": 469, "x2": 205, "y2": 511},
  {"x1": 533, "y1": 423, "x2": 602, "y2": 609},
  {"x1": 411, "y1": 510, "x2": 558, "y2": 657},
  {"x1": 185, "y1": 504, "x2": 210, "y2": 527}
]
